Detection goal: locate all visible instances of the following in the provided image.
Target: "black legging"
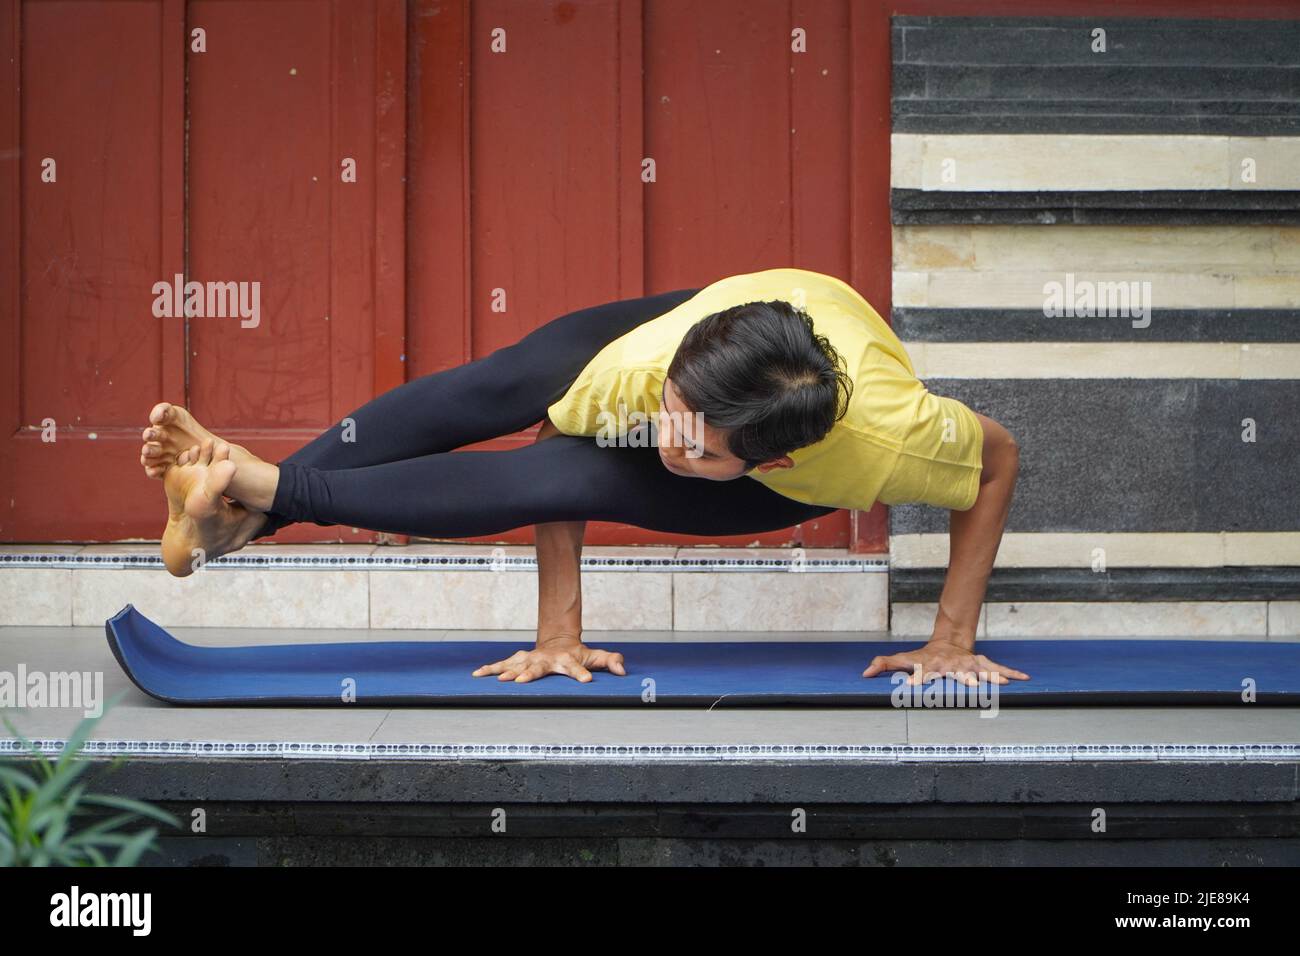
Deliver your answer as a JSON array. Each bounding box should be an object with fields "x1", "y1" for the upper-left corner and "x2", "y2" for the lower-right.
[{"x1": 257, "y1": 288, "x2": 837, "y2": 539}]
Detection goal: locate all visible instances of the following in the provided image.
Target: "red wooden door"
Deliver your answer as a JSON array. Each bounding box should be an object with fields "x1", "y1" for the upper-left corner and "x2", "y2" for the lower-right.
[{"x1": 0, "y1": 0, "x2": 404, "y2": 543}]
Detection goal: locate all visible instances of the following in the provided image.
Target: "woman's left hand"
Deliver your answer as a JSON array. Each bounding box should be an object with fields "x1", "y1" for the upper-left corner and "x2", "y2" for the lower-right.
[{"x1": 862, "y1": 639, "x2": 1029, "y2": 687}]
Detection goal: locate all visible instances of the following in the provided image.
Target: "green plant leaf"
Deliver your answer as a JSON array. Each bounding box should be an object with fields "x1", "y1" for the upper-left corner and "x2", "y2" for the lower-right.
[
  {"x1": 29, "y1": 759, "x2": 91, "y2": 815},
  {"x1": 62, "y1": 812, "x2": 137, "y2": 846},
  {"x1": 27, "y1": 803, "x2": 71, "y2": 835},
  {"x1": 0, "y1": 765, "x2": 39, "y2": 793},
  {"x1": 112, "y1": 828, "x2": 159, "y2": 867},
  {"x1": 2, "y1": 696, "x2": 172, "y2": 868},
  {"x1": 42, "y1": 816, "x2": 68, "y2": 854},
  {"x1": 80, "y1": 794, "x2": 180, "y2": 828},
  {"x1": 52, "y1": 711, "x2": 105, "y2": 773},
  {"x1": 1, "y1": 714, "x2": 38, "y2": 753}
]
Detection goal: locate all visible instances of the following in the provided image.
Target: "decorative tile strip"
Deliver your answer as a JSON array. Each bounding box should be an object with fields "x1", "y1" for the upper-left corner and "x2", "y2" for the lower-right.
[
  {"x1": 0, "y1": 552, "x2": 887, "y2": 572},
  {"x1": 2, "y1": 739, "x2": 1294, "y2": 762}
]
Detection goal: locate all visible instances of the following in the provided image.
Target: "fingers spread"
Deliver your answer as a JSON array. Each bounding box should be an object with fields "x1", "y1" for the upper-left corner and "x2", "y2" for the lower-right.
[{"x1": 474, "y1": 646, "x2": 630, "y2": 685}]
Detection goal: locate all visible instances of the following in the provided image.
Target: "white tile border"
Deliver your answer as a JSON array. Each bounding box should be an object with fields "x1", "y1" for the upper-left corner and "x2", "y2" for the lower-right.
[
  {"x1": 0, "y1": 548, "x2": 888, "y2": 573},
  {"x1": 3, "y1": 739, "x2": 1297, "y2": 763}
]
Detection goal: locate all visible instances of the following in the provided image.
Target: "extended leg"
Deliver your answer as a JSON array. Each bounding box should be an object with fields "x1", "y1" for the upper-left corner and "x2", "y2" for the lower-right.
[
  {"x1": 251, "y1": 287, "x2": 701, "y2": 537},
  {"x1": 268, "y1": 435, "x2": 836, "y2": 539},
  {"x1": 277, "y1": 287, "x2": 702, "y2": 472}
]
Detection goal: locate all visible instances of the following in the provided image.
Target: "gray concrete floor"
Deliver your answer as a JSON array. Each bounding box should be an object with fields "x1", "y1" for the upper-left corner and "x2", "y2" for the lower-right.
[{"x1": 2, "y1": 626, "x2": 1298, "y2": 749}]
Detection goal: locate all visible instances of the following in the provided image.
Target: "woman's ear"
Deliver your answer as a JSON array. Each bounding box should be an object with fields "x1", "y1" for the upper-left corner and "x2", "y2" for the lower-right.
[{"x1": 753, "y1": 456, "x2": 794, "y2": 474}]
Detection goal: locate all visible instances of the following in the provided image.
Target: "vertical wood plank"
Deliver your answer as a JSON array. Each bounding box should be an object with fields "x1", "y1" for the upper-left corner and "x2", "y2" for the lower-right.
[
  {"x1": 162, "y1": 0, "x2": 186, "y2": 404},
  {"x1": 0, "y1": 0, "x2": 18, "y2": 531},
  {"x1": 849, "y1": 0, "x2": 893, "y2": 553},
  {"x1": 790, "y1": 0, "x2": 850, "y2": 272},
  {"x1": 331, "y1": 0, "x2": 374, "y2": 421},
  {"x1": 373, "y1": 0, "x2": 407, "y2": 395},
  {"x1": 617, "y1": 0, "x2": 645, "y2": 298},
  {"x1": 406, "y1": 0, "x2": 470, "y2": 374}
]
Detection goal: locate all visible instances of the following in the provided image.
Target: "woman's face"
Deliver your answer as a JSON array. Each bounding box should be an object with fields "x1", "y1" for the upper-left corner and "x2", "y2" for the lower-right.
[{"x1": 655, "y1": 378, "x2": 753, "y2": 480}]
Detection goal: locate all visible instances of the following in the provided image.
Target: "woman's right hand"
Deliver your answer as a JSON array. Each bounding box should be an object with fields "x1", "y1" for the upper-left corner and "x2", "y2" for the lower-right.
[{"x1": 471, "y1": 639, "x2": 627, "y2": 683}]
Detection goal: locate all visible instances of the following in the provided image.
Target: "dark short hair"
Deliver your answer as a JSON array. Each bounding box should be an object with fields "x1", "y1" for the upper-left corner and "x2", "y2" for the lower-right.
[{"x1": 666, "y1": 299, "x2": 853, "y2": 468}]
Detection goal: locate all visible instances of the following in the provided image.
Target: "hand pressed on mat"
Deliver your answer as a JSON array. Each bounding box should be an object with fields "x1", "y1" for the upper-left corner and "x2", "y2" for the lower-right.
[
  {"x1": 864, "y1": 411, "x2": 1029, "y2": 689},
  {"x1": 476, "y1": 417, "x2": 626, "y2": 684},
  {"x1": 472, "y1": 639, "x2": 627, "y2": 684},
  {"x1": 863, "y1": 639, "x2": 1028, "y2": 688},
  {"x1": 473, "y1": 405, "x2": 1030, "y2": 687}
]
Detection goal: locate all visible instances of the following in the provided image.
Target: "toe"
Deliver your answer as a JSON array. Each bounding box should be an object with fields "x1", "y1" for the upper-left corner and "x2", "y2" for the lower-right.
[
  {"x1": 149, "y1": 402, "x2": 174, "y2": 426},
  {"x1": 201, "y1": 460, "x2": 237, "y2": 502}
]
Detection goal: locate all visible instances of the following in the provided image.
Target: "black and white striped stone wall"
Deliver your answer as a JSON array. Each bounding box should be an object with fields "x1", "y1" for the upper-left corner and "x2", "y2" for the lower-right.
[{"x1": 888, "y1": 16, "x2": 1300, "y2": 634}]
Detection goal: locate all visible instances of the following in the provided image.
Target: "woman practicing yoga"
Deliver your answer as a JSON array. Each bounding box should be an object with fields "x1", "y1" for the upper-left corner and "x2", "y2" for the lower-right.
[{"x1": 138, "y1": 267, "x2": 1026, "y2": 687}]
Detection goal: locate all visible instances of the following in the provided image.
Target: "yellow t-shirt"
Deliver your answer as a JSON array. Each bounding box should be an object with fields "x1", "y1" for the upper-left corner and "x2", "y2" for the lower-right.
[{"x1": 546, "y1": 268, "x2": 984, "y2": 511}]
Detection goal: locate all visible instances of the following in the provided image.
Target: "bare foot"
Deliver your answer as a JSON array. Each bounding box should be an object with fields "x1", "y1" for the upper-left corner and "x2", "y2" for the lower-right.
[
  {"x1": 140, "y1": 402, "x2": 259, "y2": 480},
  {"x1": 160, "y1": 439, "x2": 265, "y2": 577}
]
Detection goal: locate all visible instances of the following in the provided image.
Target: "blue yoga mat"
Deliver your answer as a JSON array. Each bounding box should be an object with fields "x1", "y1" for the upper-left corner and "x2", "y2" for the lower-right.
[{"x1": 105, "y1": 604, "x2": 1300, "y2": 706}]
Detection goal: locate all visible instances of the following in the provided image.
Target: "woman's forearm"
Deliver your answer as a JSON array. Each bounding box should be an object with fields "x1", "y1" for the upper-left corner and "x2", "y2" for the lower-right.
[
  {"x1": 931, "y1": 413, "x2": 1019, "y2": 650},
  {"x1": 534, "y1": 418, "x2": 586, "y2": 645}
]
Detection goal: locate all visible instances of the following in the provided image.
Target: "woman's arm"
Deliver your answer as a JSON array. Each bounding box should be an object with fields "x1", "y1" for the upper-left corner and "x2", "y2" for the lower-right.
[
  {"x1": 930, "y1": 412, "x2": 1019, "y2": 650},
  {"x1": 470, "y1": 418, "x2": 628, "y2": 683},
  {"x1": 533, "y1": 418, "x2": 587, "y2": 646},
  {"x1": 863, "y1": 411, "x2": 1029, "y2": 686}
]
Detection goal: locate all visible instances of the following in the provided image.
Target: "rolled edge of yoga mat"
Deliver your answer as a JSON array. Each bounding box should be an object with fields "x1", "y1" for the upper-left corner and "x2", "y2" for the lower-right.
[{"x1": 105, "y1": 604, "x2": 184, "y2": 705}]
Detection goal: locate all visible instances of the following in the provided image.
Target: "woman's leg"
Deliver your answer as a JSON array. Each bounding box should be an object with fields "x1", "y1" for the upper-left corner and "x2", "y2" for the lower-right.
[
  {"x1": 268, "y1": 434, "x2": 836, "y2": 539},
  {"x1": 276, "y1": 288, "x2": 700, "y2": 470},
  {"x1": 255, "y1": 287, "x2": 702, "y2": 537}
]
